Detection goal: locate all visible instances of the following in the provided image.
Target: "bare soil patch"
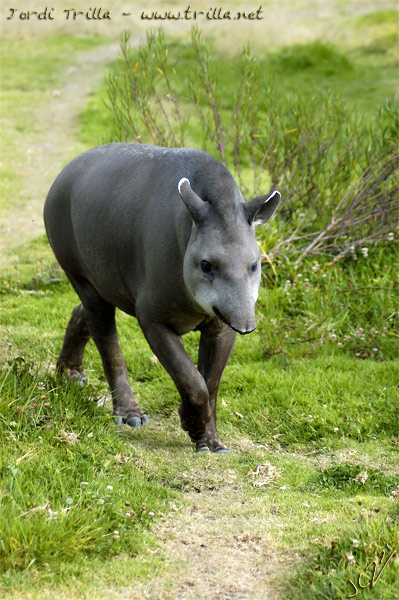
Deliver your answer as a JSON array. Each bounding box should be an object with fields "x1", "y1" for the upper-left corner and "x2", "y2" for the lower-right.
[
  {"x1": 124, "y1": 490, "x2": 284, "y2": 600},
  {"x1": 109, "y1": 450, "x2": 295, "y2": 600}
]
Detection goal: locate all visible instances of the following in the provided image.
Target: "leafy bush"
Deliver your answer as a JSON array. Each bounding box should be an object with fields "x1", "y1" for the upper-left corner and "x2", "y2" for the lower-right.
[
  {"x1": 105, "y1": 28, "x2": 398, "y2": 264},
  {"x1": 271, "y1": 40, "x2": 353, "y2": 74}
]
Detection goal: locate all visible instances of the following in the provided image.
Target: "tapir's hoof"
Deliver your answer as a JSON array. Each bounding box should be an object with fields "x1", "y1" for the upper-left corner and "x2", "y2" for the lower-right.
[
  {"x1": 126, "y1": 416, "x2": 142, "y2": 428},
  {"x1": 67, "y1": 368, "x2": 87, "y2": 386},
  {"x1": 141, "y1": 414, "x2": 151, "y2": 424},
  {"x1": 115, "y1": 416, "x2": 123, "y2": 425},
  {"x1": 214, "y1": 447, "x2": 231, "y2": 454},
  {"x1": 196, "y1": 442, "x2": 211, "y2": 452}
]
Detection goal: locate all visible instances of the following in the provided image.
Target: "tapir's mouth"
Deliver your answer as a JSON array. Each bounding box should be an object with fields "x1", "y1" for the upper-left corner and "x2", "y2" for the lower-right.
[{"x1": 212, "y1": 306, "x2": 256, "y2": 335}]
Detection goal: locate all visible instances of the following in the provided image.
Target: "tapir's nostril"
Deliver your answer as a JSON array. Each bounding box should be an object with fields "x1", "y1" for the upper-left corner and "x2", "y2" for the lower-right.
[{"x1": 239, "y1": 325, "x2": 257, "y2": 335}]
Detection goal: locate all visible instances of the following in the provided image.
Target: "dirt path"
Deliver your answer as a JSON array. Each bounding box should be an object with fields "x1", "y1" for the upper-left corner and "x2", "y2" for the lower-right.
[
  {"x1": 123, "y1": 488, "x2": 284, "y2": 600},
  {"x1": 106, "y1": 443, "x2": 293, "y2": 600},
  {"x1": 0, "y1": 42, "x2": 120, "y2": 253}
]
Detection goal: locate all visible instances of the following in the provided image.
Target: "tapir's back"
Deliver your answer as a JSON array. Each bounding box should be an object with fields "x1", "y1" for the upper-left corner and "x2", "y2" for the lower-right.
[{"x1": 44, "y1": 143, "x2": 237, "y2": 315}]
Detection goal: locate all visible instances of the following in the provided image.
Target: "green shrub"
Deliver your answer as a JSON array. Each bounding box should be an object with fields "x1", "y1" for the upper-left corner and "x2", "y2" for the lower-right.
[{"x1": 105, "y1": 29, "x2": 398, "y2": 264}]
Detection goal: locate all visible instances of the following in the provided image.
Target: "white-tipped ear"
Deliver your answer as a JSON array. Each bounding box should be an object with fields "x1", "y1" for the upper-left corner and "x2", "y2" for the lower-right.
[
  {"x1": 177, "y1": 177, "x2": 208, "y2": 223},
  {"x1": 178, "y1": 177, "x2": 190, "y2": 195},
  {"x1": 244, "y1": 190, "x2": 281, "y2": 227}
]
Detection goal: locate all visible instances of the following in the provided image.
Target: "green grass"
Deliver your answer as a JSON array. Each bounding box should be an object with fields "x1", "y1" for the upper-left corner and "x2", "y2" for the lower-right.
[
  {"x1": 1, "y1": 237, "x2": 398, "y2": 597},
  {"x1": 0, "y1": 360, "x2": 172, "y2": 572}
]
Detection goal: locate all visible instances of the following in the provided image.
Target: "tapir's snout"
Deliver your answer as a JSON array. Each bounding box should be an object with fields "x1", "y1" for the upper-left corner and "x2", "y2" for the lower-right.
[{"x1": 213, "y1": 306, "x2": 257, "y2": 335}]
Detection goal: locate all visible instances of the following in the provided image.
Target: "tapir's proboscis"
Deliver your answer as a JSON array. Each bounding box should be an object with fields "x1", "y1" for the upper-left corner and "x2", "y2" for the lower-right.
[{"x1": 44, "y1": 143, "x2": 280, "y2": 453}]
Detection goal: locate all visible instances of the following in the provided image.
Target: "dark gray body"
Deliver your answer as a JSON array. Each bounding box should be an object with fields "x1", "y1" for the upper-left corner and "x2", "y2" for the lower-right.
[{"x1": 44, "y1": 143, "x2": 279, "y2": 452}]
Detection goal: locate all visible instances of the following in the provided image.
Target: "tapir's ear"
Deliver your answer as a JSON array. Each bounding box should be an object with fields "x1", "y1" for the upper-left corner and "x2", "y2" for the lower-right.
[
  {"x1": 243, "y1": 190, "x2": 281, "y2": 227},
  {"x1": 178, "y1": 178, "x2": 207, "y2": 223}
]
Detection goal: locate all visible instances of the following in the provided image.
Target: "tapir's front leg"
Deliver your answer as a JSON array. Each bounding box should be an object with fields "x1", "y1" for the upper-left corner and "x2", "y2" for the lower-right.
[
  {"x1": 197, "y1": 324, "x2": 236, "y2": 453},
  {"x1": 139, "y1": 321, "x2": 211, "y2": 443}
]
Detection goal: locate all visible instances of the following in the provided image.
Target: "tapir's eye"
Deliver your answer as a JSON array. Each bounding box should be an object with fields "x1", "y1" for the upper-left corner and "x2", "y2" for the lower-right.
[
  {"x1": 251, "y1": 262, "x2": 258, "y2": 273},
  {"x1": 201, "y1": 260, "x2": 213, "y2": 277}
]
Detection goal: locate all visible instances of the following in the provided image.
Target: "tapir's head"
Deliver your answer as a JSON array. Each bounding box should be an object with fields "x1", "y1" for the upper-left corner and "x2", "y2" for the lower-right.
[{"x1": 178, "y1": 175, "x2": 280, "y2": 335}]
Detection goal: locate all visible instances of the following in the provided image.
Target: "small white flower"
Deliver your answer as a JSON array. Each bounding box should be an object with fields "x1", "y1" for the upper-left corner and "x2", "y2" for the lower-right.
[
  {"x1": 330, "y1": 334, "x2": 337, "y2": 341},
  {"x1": 322, "y1": 273, "x2": 327, "y2": 278},
  {"x1": 337, "y1": 342, "x2": 342, "y2": 347},
  {"x1": 87, "y1": 432, "x2": 94, "y2": 438},
  {"x1": 352, "y1": 539, "x2": 360, "y2": 548},
  {"x1": 80, "y1": 481, "x2": 89, "y2": 486},
  {"x1": 346, "y1": 553, "x2": 355, "y2": 561},
  {"x1": 373, "y1": 348, "x2": 378, "y2": 353},
  {"x1": 334, "y1": 427, "x2": 339, "y2": 432},
  {"x1": 107, "y1": 485, "x2": 113, "y2": 490},
  {"x1": 360, "y1": 247, "x2": 368, "y2": 257},
  {"x1": 148, "y1": 511, "x2": 155, "y2": 516},
  {"x1": 113, "y1": 530, "x2": 119, "y2": 535},
  {"x1": 387, "y1": 232, "x2": 394, "y2": 241}
]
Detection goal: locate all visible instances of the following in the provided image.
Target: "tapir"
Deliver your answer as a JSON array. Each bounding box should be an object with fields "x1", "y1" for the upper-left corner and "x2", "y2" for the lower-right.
[{"x1": 44, "y1": 143, "x2": 280, "y2": 453}]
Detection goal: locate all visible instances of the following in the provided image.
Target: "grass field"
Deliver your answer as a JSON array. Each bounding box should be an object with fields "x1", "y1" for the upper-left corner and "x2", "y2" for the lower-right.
[{"x1": 1, "y1": 3, "x2": 398, "y2": 599}]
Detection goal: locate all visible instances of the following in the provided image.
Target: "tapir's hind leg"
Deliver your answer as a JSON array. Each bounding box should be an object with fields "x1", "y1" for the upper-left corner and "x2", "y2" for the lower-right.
[
  {"x1": 63, "y1": 277, "x2": 149, "y2": 427},
  {"x1": 57, "y1": 304, "x2": 91, "y2": 384},
  {"x1": 86, "y1": 304, "x2": 149, "y2": 427}
]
